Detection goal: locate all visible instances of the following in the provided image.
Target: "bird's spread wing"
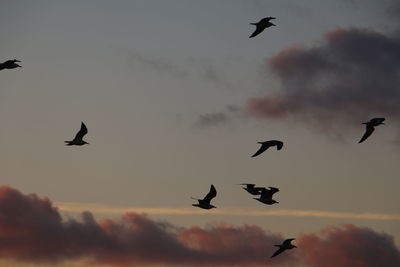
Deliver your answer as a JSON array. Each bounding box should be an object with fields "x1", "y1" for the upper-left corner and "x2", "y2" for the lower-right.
[
  {"x1": 203, "y1": 184, "x2": 217, "y2": 203},
  {"x1": 276, "y1": 141, "x2": 284, "y2": 150},
  {"x1": 238, "y1": 183, "x2": 255, "y2": 187},
  {"x1": 249, "y1": 26, "x2": 264, "y2": 38},
  {"x1": 271, "y1": 247, "x2": 286, "y2": 258},
  {"x1": 269, "y1": 187, "x2": 279, "y2": 195},
  {"x1": 358, "y1": 125, "x2": 374, "y2": 143},
  {"x1": 73, "y1": 122, "x2": 88, "y2": 141},
  {"x1": 251, "y1": 143, "x2": 269, "y2": 157},
  {"x1": 283, "y1": 238, "x2": 295, "y2": 245}
]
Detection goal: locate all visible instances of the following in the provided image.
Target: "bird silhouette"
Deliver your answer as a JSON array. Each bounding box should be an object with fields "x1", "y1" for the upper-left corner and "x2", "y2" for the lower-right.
[
  {"x1": 0, "y1": 59, "x2": 22, "y2": 71},
  {"x1": 65, "y1": 122, "x2": 89, "y2": 146},
  {"x1": 358, "y1": 118, "x2": 385, "y2": 143},
  {"x1": 271, "y1": 238, "x2": 297, "y2": 258},
  {"x1": 249, "y1": 17, "x2": 276, "y2": 38},
  {"x1": 238, "y1": 183, "x2": 264, "y2": 195},
  {"x1": 254, "y1": 187, "x2": 279, "y2": 205},
  {"x1": 192, "y1": 184, "x2": 217, "y2": 209},
  {"x1": 251, "y1": 140, "x2": 283, "y2": 157}
]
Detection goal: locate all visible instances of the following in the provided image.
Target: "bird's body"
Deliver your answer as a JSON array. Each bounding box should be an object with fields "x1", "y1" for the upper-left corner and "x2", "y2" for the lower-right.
[
  {"x1": 65, "y1": 122, "x2": 89, "y2": 146},
  {"x1": 251, "y1": 140, "x2": 283, "y2": 157},
  {"x1": 249, "y1": 17, "x2": 276, "y2": 38},
  {"x1": 192, "y1": 184, "x2": 217, "y2": 209},
  {"x1": 238, "y1": 183, "x2": 264, "y2": 195},
  {"x1": 0, "y1": 59, "x2": 22, "y2": 71},
  {"x1": 271, "y1": 238, "x2": 297, "y2": 258},
  {"x1": 358, "y1": 118, "x2": 385, "y2": 143},
  {"x1": 254, "y1": 187, "x2": 279, "y2": 205}
]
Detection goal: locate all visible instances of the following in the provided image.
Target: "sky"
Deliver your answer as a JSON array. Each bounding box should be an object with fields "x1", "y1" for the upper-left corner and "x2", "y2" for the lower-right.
[{"x1": 0, "y1": 0, "x2": 399, "y2": 266}]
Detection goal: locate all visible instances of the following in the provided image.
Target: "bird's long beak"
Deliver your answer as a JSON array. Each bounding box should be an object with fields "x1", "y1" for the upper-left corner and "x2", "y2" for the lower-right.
[
  {"x1": 270, "y1": 23, "x2": 276, "y2": 26},
  {"x1": 294, "y1": 245, "x2": 297, "y2": 248}
]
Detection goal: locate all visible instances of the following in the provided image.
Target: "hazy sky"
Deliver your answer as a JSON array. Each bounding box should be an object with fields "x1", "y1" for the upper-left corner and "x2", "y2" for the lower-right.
[{"x1": 0, "y1": 1, "x2": 399, "y2": 266}]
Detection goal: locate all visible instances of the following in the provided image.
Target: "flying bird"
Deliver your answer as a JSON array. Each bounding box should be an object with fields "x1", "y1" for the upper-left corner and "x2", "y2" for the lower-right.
[
  {"x1": 254, "y1": 187, "x2": 279, "y2": 205},
  {"x1": 251, "y1": 140, "x2": 283, "y2": 157},
  {"x1": 192, "y1": 184, "x2": 217, "y2": 209},
  {"x1": 65, "y1": 122, "x2": 89, "y2": 146},
  {"x1": 238, "y1": 183, "x2": 264, "y2": 195},
  {"x1": 0, "y1": 59, "x2": 22, "y2": 71},
  {"x1": 249, "y1": 17, "x2": 276, "y2": 38},
  {"x1": 358, "y1": 118, "x2": 385, "y2": 143},
  {"x1": 271, "y1": 238, "x2": 297, "y2": 258}
]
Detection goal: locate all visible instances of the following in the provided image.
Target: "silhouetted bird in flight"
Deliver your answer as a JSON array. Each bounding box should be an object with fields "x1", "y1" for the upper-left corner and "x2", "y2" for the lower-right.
[
  {"x1": 0, "y1": 59, "x2": 22, "y2": 71},
  {"x1": 271, "y1": 238, "x2": 297, "y2": 258},
  {"x1": 65, "y1": 122, "x2": 89, "y2": 146},
  {"x1": 358, "y1": 118, "x2": 385, "y2": 144},
  {"x1": 238, "y1": 183, "x2": 264, "y2": 195},
  {"x1": 192, "y1": 184, "x2": 217, "y2": 209},
  {"x1": 251, "y1": 140, "x2": 283, "y2": 157},
  {"x1": 254, "y1": 187, "x2": 279, "y2": 205},
  {"x1": 249, "y1": 17, "x2": 276, "y2": 38}
]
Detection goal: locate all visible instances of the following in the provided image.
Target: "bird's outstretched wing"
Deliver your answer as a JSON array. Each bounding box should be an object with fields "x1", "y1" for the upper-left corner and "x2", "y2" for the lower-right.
[
  {"x1": 73, "y1": 122, "x2": 88, "y2": 141},
  {"x1": 283, "y1": 238, "x2": 295, "y2": 245},
  {"x1": 276, "y1": 141, "x2": 284, "y2": 150},
  {"x1": 271, "y1": 247, "x2": 286, "y2": 258},
  {"x1": 268, "y1": 187, "x2": 280, "y2": 195},
  {"x1": 238, "y1": 183, "x2": 255, "y2": 188},
  {"x1": 251, "y1": 143, "x2": 269, "y2": 157},
  {"x1": 358, "y1": 125, "x2": 374, "y2": 143},
  {"x1": 249, "y1": 26, "x2": 264, "y2": 38},
  {"x1": 203, "y1": 184, "x2": 217, "y2": 204}
]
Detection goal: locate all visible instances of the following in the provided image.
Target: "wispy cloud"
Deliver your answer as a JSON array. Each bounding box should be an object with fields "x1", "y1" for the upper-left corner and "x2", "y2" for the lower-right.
[
  {"x1": 57, "y1": 202, "x2": 400, "y2": 221},
  {"x1": 128, "y1": 53, "x2": 235, "y2": 88}
]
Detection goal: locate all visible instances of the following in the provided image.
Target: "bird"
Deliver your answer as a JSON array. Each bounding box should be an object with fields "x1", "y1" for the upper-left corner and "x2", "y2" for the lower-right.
[
  {"x1": 249, "y1": 17, "x2": 276, "y2": 38},
  {"x1": 192, "y1": 184, "x2": 217, "y2": 209},
  {"x1": 251, "y1": 140, "x2": 283, "y2": 157},
  {"x1": 254, "y1": 187, "x2": 279, "y2": 205},
  {"x1": 271, "y1": 238, "x2": 297, "y2": 258},
  {"x1": 0, "y1": 59, "x2": 22, "y2": 71},
  {"x1": 237, "y1": 183, "x2": 264, "y2": 195},
  {"x1": 358, "y1": 118, "x2": 385, "y2": 143},
  {"x1": 65, "y1": 122, "x2": 89, "y2": 146}
]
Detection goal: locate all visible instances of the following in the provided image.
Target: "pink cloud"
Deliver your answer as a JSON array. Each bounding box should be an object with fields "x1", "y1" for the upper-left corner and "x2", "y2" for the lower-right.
[{"x1": 0, "y1": 186, "x2": 398, "y2": 266}]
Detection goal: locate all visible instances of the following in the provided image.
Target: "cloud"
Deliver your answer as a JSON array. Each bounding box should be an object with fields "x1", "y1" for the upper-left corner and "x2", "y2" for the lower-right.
[
  {"x1": 195, "y1": 105, "x2": 242, "y2": 128},
  {"x1": 298, "y1": 224, "x2": 400, "y2": 267},
  {"x1": 57, "y1": 202, "x2": 400, "y2": 221},
  {"x1": 245, "y1": 27, "x2": 400, "y2": 136},
  {"x1": 128, "y1": 53, "x2": 234, "y2": 88},
  {"x1": 0, "y1": 186, "x2": 399, "y2": 266}
]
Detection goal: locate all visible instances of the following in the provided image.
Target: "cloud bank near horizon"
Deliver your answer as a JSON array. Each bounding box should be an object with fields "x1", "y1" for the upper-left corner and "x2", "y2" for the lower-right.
[{"x1": 0, "y1": 186, "x2": 399, "y2": 266}]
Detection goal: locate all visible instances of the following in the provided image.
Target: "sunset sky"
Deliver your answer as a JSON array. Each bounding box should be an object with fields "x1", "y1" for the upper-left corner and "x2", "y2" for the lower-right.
[{"x1": 0, "y1": 0, "x2": 399, "y2": 266}]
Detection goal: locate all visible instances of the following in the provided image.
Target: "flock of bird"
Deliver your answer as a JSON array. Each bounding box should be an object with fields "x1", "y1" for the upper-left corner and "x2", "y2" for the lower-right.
[{"x1": 0, "y1": 15, "x2": 386, "y2": 260}]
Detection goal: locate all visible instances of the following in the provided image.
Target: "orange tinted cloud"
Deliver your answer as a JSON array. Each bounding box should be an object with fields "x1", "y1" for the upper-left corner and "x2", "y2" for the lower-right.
[
  {"x1": 298, "y1": 224, "x2": 400, "y2": 267},
  {"x1": 0, "y1": 185, "x2": 399, "y2": 266}
]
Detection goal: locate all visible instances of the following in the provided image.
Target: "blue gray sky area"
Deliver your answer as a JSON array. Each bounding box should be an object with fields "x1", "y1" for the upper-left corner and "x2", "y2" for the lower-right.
[{"x1": 0, "y1": 0, "x2": 399, "y2": 260}]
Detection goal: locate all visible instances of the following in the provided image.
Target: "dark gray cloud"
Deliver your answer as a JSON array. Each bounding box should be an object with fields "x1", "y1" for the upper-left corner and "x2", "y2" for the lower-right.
[
  {"x1": 195, "y1": 105, "x2": 242, "y2": 128},
  {"x1": 245, "y1": 26, "x2": 400, "y2": 135},
  {"x1": 128, "y1": 53, "x2": 234, "y2": 88}
]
